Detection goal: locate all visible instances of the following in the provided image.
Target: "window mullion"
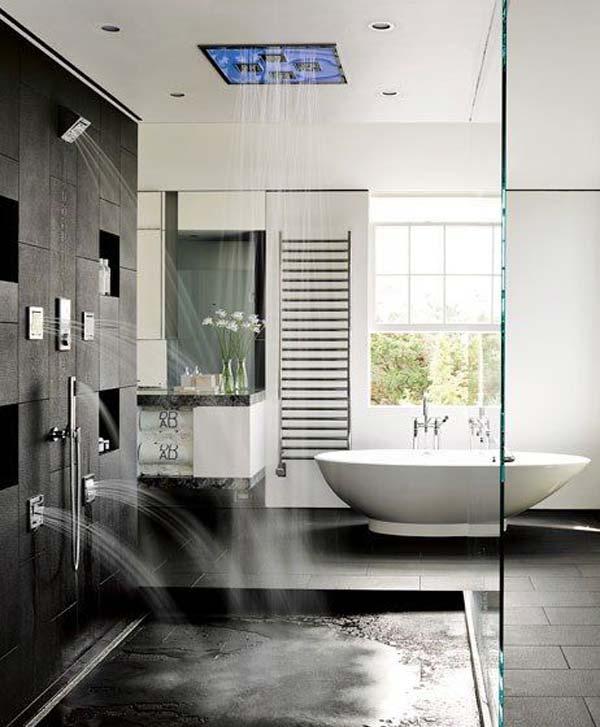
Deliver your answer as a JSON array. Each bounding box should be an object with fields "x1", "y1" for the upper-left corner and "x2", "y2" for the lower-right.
[
  {"x1": 407, "y1": 224, "x2": 412, "y2": 324},
  {"x1": 442, "y1": 224, "x2": 447, "y2": 325}
]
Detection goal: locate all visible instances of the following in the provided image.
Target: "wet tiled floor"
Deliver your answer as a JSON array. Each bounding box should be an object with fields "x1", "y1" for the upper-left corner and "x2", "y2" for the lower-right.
[
  {"x1": 504, "y1": 511, "x2": 600, "y2": 727},
  {"x1": 140, "y1": 507, "x2": 500, "y2": 592},
  {"x1": 37, "y1": 504, "x2": 600, "y2": 726},
  {"x1": 41, "y1": 611, "x2": 479, "y2": 727}
]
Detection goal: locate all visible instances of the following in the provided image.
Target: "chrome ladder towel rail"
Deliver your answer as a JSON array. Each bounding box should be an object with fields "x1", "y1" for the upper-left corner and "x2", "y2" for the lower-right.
[{"x1": 276, "y1": 232, "x2": 351, "y2": 476}]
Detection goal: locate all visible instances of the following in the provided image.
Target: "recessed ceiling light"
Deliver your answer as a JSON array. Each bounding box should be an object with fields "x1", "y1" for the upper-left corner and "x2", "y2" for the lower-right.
[
  {"x1": 101, "y1": 24, "x2": 120, "y2": 33},
  {"x1": 170, "y1": 92, "x2": 186, "y2": 98},
  {"x1": 369, "y1": 21, "x2": 395, "y2": 32},
  {"x1": 381, "y1": 90, "x2": 399, "y2": 97}
]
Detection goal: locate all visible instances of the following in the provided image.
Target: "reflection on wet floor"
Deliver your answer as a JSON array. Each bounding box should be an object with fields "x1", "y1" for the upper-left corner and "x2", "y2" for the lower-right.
[{"x1": 41, "y1": 612, "x2": 479, "y2": 727}]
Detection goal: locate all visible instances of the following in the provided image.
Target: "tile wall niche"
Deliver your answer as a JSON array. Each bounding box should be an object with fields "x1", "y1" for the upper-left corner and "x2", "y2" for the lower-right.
[{"x1": 0, "y1": 19, "x2": 138, "y2": 725}]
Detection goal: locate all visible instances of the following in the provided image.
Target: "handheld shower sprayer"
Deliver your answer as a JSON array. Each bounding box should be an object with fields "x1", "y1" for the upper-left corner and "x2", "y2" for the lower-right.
[{"x1": 48, "y1": 376, "x2": 82, "y2": 571}]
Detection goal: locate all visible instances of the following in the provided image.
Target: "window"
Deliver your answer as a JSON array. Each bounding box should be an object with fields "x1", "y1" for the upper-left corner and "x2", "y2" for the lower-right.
[{"x1": 370, "y1": 196, "x2": 501, "y2": 406}]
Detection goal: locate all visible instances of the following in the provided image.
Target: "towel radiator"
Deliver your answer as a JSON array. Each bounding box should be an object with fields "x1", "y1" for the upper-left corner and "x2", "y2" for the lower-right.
[{"x1": 276, "y1": 232, "x2": 351, "y2": 476}]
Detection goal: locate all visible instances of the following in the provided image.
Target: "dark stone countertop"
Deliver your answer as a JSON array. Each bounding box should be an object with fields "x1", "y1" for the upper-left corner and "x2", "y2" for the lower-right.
[{"x1": 137, "y1": 387, "x2": 265, "y2": 407}]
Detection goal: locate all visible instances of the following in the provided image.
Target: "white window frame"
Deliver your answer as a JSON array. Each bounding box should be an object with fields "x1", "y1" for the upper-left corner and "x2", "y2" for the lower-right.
[
  {"x1": 367, "y1": 195, "x2": 502, "y2": 409},
  {"x1": 369, "y1": 221, "x2": 501, "y2": 334}
]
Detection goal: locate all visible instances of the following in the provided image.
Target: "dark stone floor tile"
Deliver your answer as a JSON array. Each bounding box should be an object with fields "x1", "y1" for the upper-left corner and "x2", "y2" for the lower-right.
[
  {"x1": 504, "y1": 645, "x2": 568, "y2": 669},
  {"x1": 563, "y1": 647, "x2": 600, "y2": 669},
  {"x1": 505, "y1": 607, "x2": 549, "y2": 625},
  {"x1": 546, "y1": 608, "x2": 600, "y2": 626},
  {"x1": 504, "y1": 697, "x2": 593, "y2": 727},
  {"x1": 506, "y1": 590, "x2": 600, "y2": 607},
  {"x1": 505, "y1": 625, "x2": 600, "y2": 646},
  {"x1": 505, "y1": 669, "x2": 600, "y2": 697}
]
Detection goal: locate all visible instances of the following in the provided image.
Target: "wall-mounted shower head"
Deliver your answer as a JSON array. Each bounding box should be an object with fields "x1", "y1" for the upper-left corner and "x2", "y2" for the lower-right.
[
  {"x1": 58, "y1": 106, "x2": 91, "y2": 143},
  {"x1": 200, "y1": 44, "x2": 347, "y2": 85}
]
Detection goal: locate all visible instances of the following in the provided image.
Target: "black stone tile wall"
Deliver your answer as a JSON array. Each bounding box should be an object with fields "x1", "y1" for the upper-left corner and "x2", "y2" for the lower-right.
[{"x1": 0, "y1": 20, "x2": 138, "y2": 727}]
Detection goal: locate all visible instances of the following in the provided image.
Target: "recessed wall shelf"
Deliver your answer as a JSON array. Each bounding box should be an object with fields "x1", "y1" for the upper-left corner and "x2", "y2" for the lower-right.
[
  {"x1": 0, "y1": 196, "x2": 18, "y2": 284},
  {"x1": 99, "y1": 230, "x2": 120, "y2": 297},
  {"x1": 99, "y1": 388, "x2": 120, "y2": 454},
  {"x1": 0, "y1": 404, "x2": 18, "y2": 489}
]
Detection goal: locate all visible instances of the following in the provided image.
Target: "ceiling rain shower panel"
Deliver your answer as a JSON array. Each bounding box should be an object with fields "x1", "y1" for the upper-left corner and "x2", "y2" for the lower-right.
[{"x1": 200, "y1": 44, "x2": 347, "y2": 85}]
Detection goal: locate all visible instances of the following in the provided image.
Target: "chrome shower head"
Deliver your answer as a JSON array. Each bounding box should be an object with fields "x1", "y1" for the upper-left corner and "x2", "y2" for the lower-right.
[{"x1": 58, "y1": 106, "x2": 91, "y2": 143}]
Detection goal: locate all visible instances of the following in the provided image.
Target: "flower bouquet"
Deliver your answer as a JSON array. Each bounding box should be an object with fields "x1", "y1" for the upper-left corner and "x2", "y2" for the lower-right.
[{"x1": 202, "y1": 309, "x2": 265, "y2": 394}]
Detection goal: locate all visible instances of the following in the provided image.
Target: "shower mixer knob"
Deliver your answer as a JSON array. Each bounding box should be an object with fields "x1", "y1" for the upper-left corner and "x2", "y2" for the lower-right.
[{"x1": 48, "y1": 426, "x2": 68, "y2": 442}]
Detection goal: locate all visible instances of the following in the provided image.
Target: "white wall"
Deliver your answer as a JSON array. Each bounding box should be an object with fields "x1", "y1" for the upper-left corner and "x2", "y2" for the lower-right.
[
  {"x1": 506, "y1": 193, "x2": 600, "y2": 508},
  {"x1": 137, "y1": 191, "x2": 167, "y2": 387},
  {"x1": 265, "y1": 191, "x2": 369, "y2": 507},
  {"x1": 506, "y1": 0, "x2": 600, "y2": 508},
  {"x1": 139, "y1": 123, "x2": 500, "y2": 194}
]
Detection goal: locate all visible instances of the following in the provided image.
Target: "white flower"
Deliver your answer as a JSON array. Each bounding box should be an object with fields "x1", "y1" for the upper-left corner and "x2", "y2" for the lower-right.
[
  {"x1": 226, "y1": 321, "x2": 239, "y2": 332},
  {"x1": 253, "y1": 325, "x2": 262, "y2": 334},
  {"x1": 232, "y1": 311, "x2": 244, "y2": 321},
  {"x1": 216, "y1": 319, "x2": 227, "y2": 327},
  {"x1": 248, "y1": 313, "x2": 260, "y2": 323},
  {"x1": 202, "y1": 317, "x2": 213, "y2": 326},
  {"x1": 242, "y1": 320, "x2": 253, "y2": 329},
  {"x1": 215, "y1": 309, "x2": 227, "y2": 318}
]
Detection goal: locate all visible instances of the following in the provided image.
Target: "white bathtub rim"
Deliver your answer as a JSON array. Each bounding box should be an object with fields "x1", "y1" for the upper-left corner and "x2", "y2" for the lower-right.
[{"x1": 315, "y1": 449, "x2": 591, "y2": 469}]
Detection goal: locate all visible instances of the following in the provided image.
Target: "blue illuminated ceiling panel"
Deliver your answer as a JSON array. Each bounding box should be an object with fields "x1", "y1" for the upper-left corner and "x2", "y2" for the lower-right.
[{"x1": 199, "y1": 44, "x2": 347, "y2": 85}]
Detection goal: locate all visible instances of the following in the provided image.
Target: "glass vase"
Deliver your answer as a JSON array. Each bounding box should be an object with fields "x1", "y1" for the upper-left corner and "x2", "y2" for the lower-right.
[
  {"x1": 235, "y1": 357, "x2": 249, "y2": 393},
  {"x1": 220, "y1": 358, "x2": 234, "y2": 395}
]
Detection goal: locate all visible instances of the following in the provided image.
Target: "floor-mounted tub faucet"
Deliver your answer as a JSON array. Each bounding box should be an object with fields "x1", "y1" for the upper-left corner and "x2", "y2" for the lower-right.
[
  {"x1": 413, "y1": 396, "x2": 449, "y2": 450},
  {"x1": 469, "y1": 406, "x2": 491, "y2": 449}
]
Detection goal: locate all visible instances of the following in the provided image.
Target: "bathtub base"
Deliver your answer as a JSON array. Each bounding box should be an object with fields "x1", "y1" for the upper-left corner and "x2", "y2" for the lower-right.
[{"x1": 368, "y1": 519, "x2": 500, "y2": 538}]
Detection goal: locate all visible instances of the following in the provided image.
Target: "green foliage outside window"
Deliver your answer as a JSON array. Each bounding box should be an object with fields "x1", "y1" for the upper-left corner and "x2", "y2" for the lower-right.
[{"x1": 370, "y1": 332, "x2": 500, "y2": 406}]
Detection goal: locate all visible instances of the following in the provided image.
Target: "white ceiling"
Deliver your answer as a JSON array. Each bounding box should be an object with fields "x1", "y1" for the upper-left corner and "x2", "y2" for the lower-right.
[{"x1": 0, "y1": 0, "x2": 501, "y2": 123}]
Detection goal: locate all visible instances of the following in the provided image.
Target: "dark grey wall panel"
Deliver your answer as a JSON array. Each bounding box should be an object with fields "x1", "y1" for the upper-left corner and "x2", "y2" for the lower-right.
[
  {"x1": 119, "y1": 267, "x2": 137, "y2": 387},
  {"x1": 0, "y1": 323, "x2": 19, "y2": 406},
  {"x1": 50, "y1": 178, "x2": 77, "y2": 257},
  {"x1": 18, "y1": 399, "x2": 50, "y2": 560},
  {"x1": 120, "y1": 149, "x2": 137, "y2": 270},
  {"x1": 0, "y1": 19, "x2": 138, "y2": 724},
  {"x1": 99, "y1": 296, "x2": 119, "y2": 390},
  {"x1": 18, "y1": 87, "x2": 50, "y2": 248},
  {"x1": 99, "y1": 105, "x2": 121, "y2": 205},
  {"x1": 18, "y1": 243, "x2": 50, "y2": 402},
  {"x1": 0, "y1": 30, "x2": 20, "y2": 161},
  {"x1": 0, "y1": 487, "x2": 19, "y2": 655},
  {"x1": 76, "y1": 146, "x2": 99, "y2": 261},
  {"x1": 78, "y1": 389, "x2": 99, "y2": 481},
  {"x1": 100, "y1": 199, "x2": 120, "y2": 236},
  {"x1": 121, "y1": 118, "x2": 137, "y2": 156},
  {"x1": 76, "y1": 257, "x2": 100, "y2": 391},
  {"x1": 0, "y1": 282, "x2": 18, "y2": 323},
  {"x1": 0, "y1": 154, "x2": 18, "y2": 200},
  {"x1": 50, "y1": 127, "x2": 77, "y2": 186}
]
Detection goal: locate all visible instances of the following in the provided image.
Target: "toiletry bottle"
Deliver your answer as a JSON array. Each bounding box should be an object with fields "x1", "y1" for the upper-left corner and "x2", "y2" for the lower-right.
[
  {"x1": 193, "y1": 366, "x2": 201, "y2": 389},
  {"x1": 105, "y1": 258, "x2": 112, "y2": 296},
  {"x1": 101, "y1": 259, "x2": 110, "y2": 295},
  {"x1": 180, "y1": 367, "x2": 193, "y2": 388}
]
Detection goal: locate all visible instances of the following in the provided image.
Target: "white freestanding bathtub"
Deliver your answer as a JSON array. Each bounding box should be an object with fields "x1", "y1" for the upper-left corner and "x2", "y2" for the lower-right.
[{"x1": 315, "y1": 450, "x2": 590, "y2": 536}]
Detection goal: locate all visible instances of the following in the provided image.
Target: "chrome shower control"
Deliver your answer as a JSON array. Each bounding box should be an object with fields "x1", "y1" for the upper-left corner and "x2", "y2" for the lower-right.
[
  {"x1": 83, "y1": 474, "x2": 96, "y2": 504},
  {"x1": 48, "y1": 426, "x2": 68, "y2": 441},
  {"x1": 56, "y1": 297, "x2": 72, "y2": 351},
  {"x1": 27, "y1": 306, "x2": 44, "y2": 340},
  {"x1": 82, "y1": 311, "x2": 95, "y2": 341},
  {"x1": 28, "y1": 494, "x2": 45, "y2": 531}
]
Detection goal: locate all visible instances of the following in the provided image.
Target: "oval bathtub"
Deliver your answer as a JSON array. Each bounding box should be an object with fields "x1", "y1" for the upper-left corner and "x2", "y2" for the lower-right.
[{"x1": 315, "y1": 450, "x2": 590, "y2": 537}]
